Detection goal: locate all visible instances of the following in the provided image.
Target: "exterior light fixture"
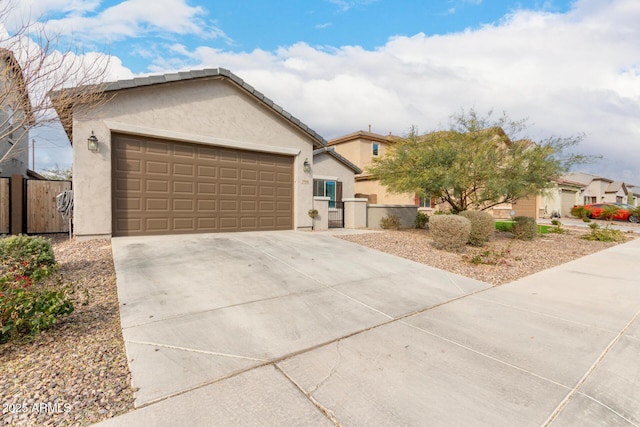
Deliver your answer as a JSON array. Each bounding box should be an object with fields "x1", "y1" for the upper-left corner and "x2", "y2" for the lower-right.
[
  {"x1": 87, "y1": 131, "x2": 99, "y2": 152},
  {"x1": 303, "y1": 158, "x2": 310, "y2": 172}
]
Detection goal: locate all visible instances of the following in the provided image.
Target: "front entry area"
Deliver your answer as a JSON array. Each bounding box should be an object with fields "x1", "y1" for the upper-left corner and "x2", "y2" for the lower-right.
[{"x1": 112, "y1": 133, "x2": 293, "y2": 236}]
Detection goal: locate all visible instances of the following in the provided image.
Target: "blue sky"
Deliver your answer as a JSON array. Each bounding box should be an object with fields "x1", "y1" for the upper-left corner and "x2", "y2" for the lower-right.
[{"x1": 3, "y1": 0, "x2": 640, "y2": 183}]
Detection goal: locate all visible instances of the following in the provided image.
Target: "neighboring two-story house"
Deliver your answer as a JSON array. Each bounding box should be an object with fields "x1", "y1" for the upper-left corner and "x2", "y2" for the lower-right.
[
  {"x1": 0, "y1": 48, "x2": 32, "y2": 178},
  {"x1": 327, "y1": 130, "x2": 417, "y2": 205}
]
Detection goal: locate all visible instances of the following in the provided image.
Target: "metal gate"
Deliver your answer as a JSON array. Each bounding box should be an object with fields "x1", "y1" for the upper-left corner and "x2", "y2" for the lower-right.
[{"x1": 328, "y1": 201, "x2": 344, "y2": 228}]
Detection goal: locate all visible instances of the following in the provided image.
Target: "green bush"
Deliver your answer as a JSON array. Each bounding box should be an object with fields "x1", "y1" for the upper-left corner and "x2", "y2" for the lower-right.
[
  {"x1": 570, "y1": 205, "x2": 589, "y2": 219},
  {"x1": 549, "y1": 220, "x2": 565, "y2": 234},
  {"x1": 512, "y1": 216, "x2": 537, "y2": 241},
  {"x1": 429, "y1": 215, "x2": 471, "y2": 252},
  {"x1": 380, "y1": 215, "x2": 400, "y2": 230},
  {"x1": 459, "y1": 210, "x2": 495, "y2": 246},
  {"x1": 414, "y1": 212, "x2": 429, "y2": 229},
  {"x1": 0, "y1": 235, "x2": 73, "y2": 344},
  {"x1": 0, "y1": 234, "x2": 57, "y2": 284},
  {"x1": 582, "y1": 223, "x2": 625, "y2": 242}
]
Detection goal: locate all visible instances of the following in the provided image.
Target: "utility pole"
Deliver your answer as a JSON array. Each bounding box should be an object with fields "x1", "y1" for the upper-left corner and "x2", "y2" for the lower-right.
[{"x1": 31, "y1": 138, "x2": 35, "y2": 170}]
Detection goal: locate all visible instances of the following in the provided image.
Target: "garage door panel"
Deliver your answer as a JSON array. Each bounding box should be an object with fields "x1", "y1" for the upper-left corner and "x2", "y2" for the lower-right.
[
  {"x1": 198, "y1": 165, "x2": 217, "y2": 178},
  {"x1": 241, "y1": 185, "x2": 258, "y2": 196},
  {"x1": 241, "y1": 169, "x2": 258, "y2": 181},
  {"x1": 198, "y1": 200, "x2": 217, "y2": 212},
  {"x1": 260, "y1": 171, "x2": 275, "y2": 182},
  {"x1": 116, "y1": 198, "x2": 141, "y2": 211},
  {"x1": 116, "y1": 178, "x2": 141, "y2": 191},
  {"x1": 173, "y1": 199, "x2": 194, "y2": 211},
  {"x1": 172, "y1": 164, "x2": 193, "y2": 177},
  {"x1": 197, "y1": 218, "x2": 217, "y2": 229},
  {"x1": 219, "y1": 217, "x2": 239, "y2": 230},
  {"x1": 220, "y1": 200, "x2": 238, "y2": 212},
  {"x1": 113, "y1": 133, "x2": 293, "y2": 236},
  {"x1": 220, "y1": 167, "x2": 239, "y2": 179},
  {"x1": 146, "y1": 141, "x2": 170, "y2": 155},
  {"x1": 146, "y1": 198, "x2": 169, "y2": 211},
  {"x1": 259, "y1": 186, "x2": 275, "y2": 197},
  {"x1": 173, "y1": 218, "x2": 195, "y2": 230},
  {"x1": 146, "y1": 161, "x2": 169, "y2": 174},
  {"x1": 146, "y1": 218, "x2": 170, "y2": 232},
  {"x1": 117, "y1": 159, "x2": 141, "y2": 173},
  {"x1": 240, "y1": 200, "x2": 257, "y2": 212},
  {"x1": 173, "y1": 144, "x2": 196, "y2": 158},
  {"x1": 147, "y1": 180, "x2": 169, "y2": 192},
  {"x1": 173, "y1": 181, "x2": 194, "y2": 194},
  {"x1": 117, "y1": 218, "x2": 142, "y2": 233},
  {"x1": 220, "y1": 184, "x2": 238, "y2": 195}
]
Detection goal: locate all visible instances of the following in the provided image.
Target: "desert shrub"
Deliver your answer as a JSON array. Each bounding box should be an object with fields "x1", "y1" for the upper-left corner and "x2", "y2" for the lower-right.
[
  {"x1": 1, "y1": 278, "x2": 75, "y2": 343},
  {"x1": 570, "y1": 205, "x2": 589, "y2": 219},
  {"x1": 463, "y1": 245, "x2": 512, "y2": 266},
  {"x1": 0, "y1": 234, "x2": 57, "y2": 284},
  {"x1": 459, "y1": 210, "x2": 495, "y2": 246},
  {"x1": 512, "y1": 216, "x2": 537, "y2": 241},
  {"x1": 380, "y1": 215, "x2": 400, "y2": 230},
  {"x1": 0, "y1": 235, "x2": 74, "y2": 343},
  {"x1": 548, "y1": 220, "x2": 565, "y2": 234},
  {"x1": 429, "y1": 215, "x2": 471, "y2": 252},
  {"x1": 582, "y1": 223, "x2": 625, "y2": 242},
  {"x1": 414, "y1": 212, "x2": 429, "y2": 229}
]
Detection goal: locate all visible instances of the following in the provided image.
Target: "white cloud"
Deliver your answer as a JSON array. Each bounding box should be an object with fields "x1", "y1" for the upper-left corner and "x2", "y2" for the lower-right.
[
  {"x1": 6, "y1": 0, "x2": 640, "y2": 181},
  {"x1": 172, "y1": 0, "x2": 640, "y2": 181},
  {"x1": 6, "y1": 0, "x2": 227, "y2": 45}
]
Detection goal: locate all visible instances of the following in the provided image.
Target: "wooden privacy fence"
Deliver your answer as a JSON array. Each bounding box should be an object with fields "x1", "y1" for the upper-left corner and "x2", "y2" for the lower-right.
[
  {"x1": 1, "y1": 175, "x2": 71, "y2": 235},
  {"x1": 1, "y1": 178, "x2": 9, "y2": 234},
  {"x1": 26, "y1": 179, "x2": 71, "y2": 233}
]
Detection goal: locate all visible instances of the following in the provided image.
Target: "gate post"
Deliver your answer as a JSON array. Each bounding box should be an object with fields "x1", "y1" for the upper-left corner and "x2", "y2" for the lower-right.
[
  {"x1": 343, "y1": 198, "x2": 368, "y2": 229},
  {"x1": 10, "y1": 174, "x2": 24, "y2": 235},
  {"x1": 312, "y1": 196, "x2": 329, "y2": 231}
]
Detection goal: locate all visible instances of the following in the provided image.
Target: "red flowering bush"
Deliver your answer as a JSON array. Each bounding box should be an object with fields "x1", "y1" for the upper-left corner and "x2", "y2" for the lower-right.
[{"x1": 1, "y1": 235, "x2": 74, "y2": 343}]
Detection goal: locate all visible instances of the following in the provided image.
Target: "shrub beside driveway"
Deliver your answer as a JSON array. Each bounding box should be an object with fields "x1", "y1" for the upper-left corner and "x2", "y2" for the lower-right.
[
  {"x1": 338, "y1": 227, "x2": 632, "y2": 286},
  {"x1": 0, "y1": 236, "x2": 134, "y2": 426}
]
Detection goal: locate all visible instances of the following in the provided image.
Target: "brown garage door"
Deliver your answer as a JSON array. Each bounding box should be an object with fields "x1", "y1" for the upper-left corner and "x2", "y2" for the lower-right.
[{"x1": 112, "y1": 133, "x2": 293, "y2": 236}]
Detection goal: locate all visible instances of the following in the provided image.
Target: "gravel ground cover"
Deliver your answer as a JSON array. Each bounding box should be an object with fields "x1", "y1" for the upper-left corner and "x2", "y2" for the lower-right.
[
  {"x1": 337, "y1": 226, "x2": 634, "y2": 285},
  {"x1": 1, "y1": 236, "x2": 134, "y2": 427},
  {"x1": 1, "y1": 226, "x2": 634, "y2": 426}
]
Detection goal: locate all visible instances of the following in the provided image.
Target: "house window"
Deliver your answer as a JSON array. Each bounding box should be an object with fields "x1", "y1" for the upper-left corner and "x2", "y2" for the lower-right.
[
  {"x1": 313, "y1": 179, "x2": 337, "y2": 208},
  {"x1": 372, "y1": 143, "x2": 379, "y2": 157},
  {"x1": 584, "y1": 196, "x2": 596, "y2": 204},
  {"x1": 419, "y1": 192, "x2": 436, "y2": 208},
  {"x1": 616, "y1": 196, "x2": 624, "y2": 203}
]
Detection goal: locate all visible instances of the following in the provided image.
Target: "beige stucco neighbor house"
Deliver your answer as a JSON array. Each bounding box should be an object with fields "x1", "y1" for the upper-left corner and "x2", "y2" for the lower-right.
[
  {"x1": 327, "y1": 130, "x2": 416, "y2": 205},
  {"x1": 0, "y1": 49, "x2": 33, "y2": 178},
  {"x1": 563, "y1": 172, "x2": 618, "y2": 205},
  {"x1": 312, "y1": 146, "x2": 362, "y2": 204},
  {"x1": 51, "y1": 68, "x2": 327, "y2": 239}
]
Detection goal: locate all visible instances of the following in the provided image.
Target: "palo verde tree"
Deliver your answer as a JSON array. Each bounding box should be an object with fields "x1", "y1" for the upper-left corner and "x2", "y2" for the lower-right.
[
  {"x1": 368, "y1": 108, "x2": 594, "y2": 213},
  {"x1": 0, "y1": 2, "x2": 110, "y2": 174}
]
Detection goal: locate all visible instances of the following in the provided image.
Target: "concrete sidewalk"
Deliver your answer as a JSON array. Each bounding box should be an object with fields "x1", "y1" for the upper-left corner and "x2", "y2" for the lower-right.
[{"x1": 98, "y1": 232, "x2": 640, "y2": 426}]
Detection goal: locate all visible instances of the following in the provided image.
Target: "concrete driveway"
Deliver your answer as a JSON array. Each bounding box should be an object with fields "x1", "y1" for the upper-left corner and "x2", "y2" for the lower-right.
[{"x1": 100, "y1": 231, "x2": 640, "y2": 426}]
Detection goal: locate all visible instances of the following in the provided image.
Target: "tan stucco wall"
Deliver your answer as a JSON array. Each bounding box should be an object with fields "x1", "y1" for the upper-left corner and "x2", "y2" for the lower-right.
[
  {"x1": 72, "y1": 77, "x2": 316, "y2": 237},
  {"x1": 312, "y1": 153, "x2": 355, "y2": 199},
  {"x1": 331, "y1": 137, "x2": 390, "y2": 174},
  {"x1": 354, "y1": 179, "x2": 415, "y2": 205}
]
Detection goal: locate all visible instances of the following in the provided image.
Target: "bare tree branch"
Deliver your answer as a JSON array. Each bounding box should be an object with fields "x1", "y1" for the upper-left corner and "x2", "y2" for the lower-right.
[{"x1": 0, "y1": 1, "x2": 111, "y2": 169}]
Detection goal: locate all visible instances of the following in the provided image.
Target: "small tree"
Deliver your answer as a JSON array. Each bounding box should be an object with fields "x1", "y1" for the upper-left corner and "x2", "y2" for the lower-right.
[
  {"x1": 368, "y1": 109, "x2": 595, "y2": 213},
  {"x1": 0, "y1": 3, "x2": 110, "y2": 172}
]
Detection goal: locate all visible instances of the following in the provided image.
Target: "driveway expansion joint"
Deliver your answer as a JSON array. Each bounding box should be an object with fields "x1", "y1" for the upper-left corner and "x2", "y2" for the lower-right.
[
  {"x1": 126, "y1": 340, "x2": 268, "y2": 362},
  {"x1": 542, "y1": 308, "x2": 640, "y2": 426}
]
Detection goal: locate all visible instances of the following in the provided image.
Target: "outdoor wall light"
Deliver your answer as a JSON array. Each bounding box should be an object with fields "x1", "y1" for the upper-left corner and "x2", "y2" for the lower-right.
[
  {"x1": 303, "y1": 158, "x2": 311, "y2": 172},
  {"x1": 87, "y1": 131, "x2": 99, "y2": 152}
]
